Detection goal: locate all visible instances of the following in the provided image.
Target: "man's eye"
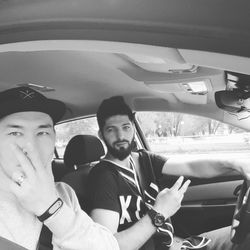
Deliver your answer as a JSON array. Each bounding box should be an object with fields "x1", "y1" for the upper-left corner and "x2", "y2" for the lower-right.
[
  {"x1": 37, "y1": 131, "x2": 50, "y2": 136},
  {"x1": 8, "y1": 132, "x2": 22, "y2": 136},
  {"x1": 106, "y1": 128, "x2": 114, "y2": 133},
  {"x1": 123, "y1": 126, "x2": 131, "y2": 130}
]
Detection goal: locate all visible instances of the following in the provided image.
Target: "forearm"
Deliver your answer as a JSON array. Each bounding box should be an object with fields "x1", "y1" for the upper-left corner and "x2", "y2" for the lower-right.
[
  {"x1": 164, "y1": 156, "x2": 249, "y2": 178},
  {"x1": 188, "y1": 158, "x2": 240, "y2": 178},
  {"x1": 44, "y1": 183, "x2": 119, "y2": 250},
  {"x1": 45, "y1": 202, "x2": 119, "y2": 250},
  {"x1": 114, "y1": 214, "x2": 156, "y2": 250}
]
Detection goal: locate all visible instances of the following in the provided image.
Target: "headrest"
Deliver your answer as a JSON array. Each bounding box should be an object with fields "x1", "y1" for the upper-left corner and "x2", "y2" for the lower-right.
[{"x1": 63, "y1": 134, "x2": 105, "y2": 170}]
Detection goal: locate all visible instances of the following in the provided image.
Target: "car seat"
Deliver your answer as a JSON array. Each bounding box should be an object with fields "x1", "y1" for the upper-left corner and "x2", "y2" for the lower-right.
[{"x1": 62, "y1": 134, "x2": 105, "y2": 211}]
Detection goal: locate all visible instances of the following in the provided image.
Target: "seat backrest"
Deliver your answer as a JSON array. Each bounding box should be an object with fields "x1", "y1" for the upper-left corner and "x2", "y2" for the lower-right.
[
  {"x1": 61, "y1": 134, "x2": 105, "y2": 211},
  {"x1": 52, "y1": 158, "x2": 68, "y2": 182}
]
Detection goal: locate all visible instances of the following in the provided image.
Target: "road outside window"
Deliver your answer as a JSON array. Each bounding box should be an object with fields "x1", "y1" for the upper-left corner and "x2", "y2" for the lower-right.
[{"x1": 136, "y1": 112, "x2": 250, "y2": 159}]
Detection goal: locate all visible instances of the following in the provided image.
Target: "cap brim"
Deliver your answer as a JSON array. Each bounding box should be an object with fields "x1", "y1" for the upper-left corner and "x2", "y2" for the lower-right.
[{"x1": 0, "y1": 98, "x2": 66, "y2": 124}]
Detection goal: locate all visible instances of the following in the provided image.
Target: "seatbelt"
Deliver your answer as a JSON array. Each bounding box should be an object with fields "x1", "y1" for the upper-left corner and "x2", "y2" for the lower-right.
[
  {"x1": 138, "y1": 150, "x2": 174, "y2": 248},
  {"x1": 37, "y1": 225, "x2": 53, "y2": 250}
]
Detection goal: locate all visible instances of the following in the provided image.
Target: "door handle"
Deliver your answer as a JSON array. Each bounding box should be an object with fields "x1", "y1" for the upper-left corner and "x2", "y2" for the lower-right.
[{"x1": 234, "y1": 184, "x2": 242, "y2": 196}]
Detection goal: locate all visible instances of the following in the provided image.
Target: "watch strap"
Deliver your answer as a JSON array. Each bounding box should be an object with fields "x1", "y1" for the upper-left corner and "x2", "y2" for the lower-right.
[
  {"x1": 37, "y1": 198, "x2": 63, "y2": 222},
  {"x1": 147, "y1": 208, "x2": 165, "y2": 227},
  {"x1": 147, "y1": 208, "x2": 157, "y2": 223}
]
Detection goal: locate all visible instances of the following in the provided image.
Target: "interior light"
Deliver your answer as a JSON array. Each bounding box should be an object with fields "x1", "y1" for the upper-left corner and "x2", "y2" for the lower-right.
[
  {"x1": 181, "y1": 81, "x2": 208, "y2": 95},
  {"x1": 126, "y1": 53, "x2": 166, "y2": 64}
]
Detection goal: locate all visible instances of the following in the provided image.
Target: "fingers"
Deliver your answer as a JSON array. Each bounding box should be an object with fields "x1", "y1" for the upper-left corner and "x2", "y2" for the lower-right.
[
  {"x1": 23, "y1": 142, "x2": 44, "y2": 172},
  {"x1": 10, "y1": 144, "x2": 35, "y2": 179},
  {"x1": 12, "y1": 171, "x2": 26, "y2": 185},
  {"x1": 9, "y1": 170, "x2": 27, "y2": 197},
  {"x1": 179, "y1": 179, "x2": 191, "y2": 193},
  {"x1": 154, "y1": 176, "x2": 191, "y2": 218},
  {"x1": 171, "y1": 176, "x2": 191, "y2": 194},
  {"x1": 10, "y1": 179, "x2": 21, "y2": 195},
  {"x1": 0, "y1": 152, "x2": 18, "y2": 181},
  {"x1": 171, "y1": 176, "x2": 184, "y2": 191}
]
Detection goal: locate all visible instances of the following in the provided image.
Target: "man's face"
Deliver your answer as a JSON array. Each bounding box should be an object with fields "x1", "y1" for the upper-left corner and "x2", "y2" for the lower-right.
[
  {"x1": 101, "y1": 115, "x2": 134, "y2": 160},
  {"x1": 0, "y1": 111, "x2": 55, "y2": 179}
]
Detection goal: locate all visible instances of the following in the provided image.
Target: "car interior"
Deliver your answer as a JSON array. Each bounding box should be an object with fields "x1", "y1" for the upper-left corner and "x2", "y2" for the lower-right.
[
  {"x1": 1, "y1": 0, "x2": 250, "y2": 246},
  {"x1": 61, "y1": 134, "x2": 105, "y2": 211}
]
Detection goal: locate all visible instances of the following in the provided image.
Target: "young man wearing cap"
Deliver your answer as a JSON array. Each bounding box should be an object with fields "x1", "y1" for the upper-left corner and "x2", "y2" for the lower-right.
[
  {"x1": 0, "y1": 87, "x2": 119, "y2": 250},
  {"x1": 87, "y1": 96, "x2": 250, "y2": 250}
]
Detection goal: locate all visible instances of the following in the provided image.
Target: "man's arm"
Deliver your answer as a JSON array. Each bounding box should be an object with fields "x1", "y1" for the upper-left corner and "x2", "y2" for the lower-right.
[
  {"x1": 91, "y1": 209, "x2": 156, "y2": 250},
  {"x1": 90, "y1": 176, "x2": 190, "y2": 250},
  {"x1": 8, "y1": 145, "x2": 119, "y2": 250},
  {"x1": 46, "y1": 183, "x2": 120, "y2": 250},
  {"x1": 162, "y1": 156, "x2": 250, "y2": 178}
]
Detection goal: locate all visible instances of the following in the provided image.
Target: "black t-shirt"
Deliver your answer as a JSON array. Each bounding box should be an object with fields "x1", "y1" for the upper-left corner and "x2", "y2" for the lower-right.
[{"x1": 87, "y1": 150, "x2": 167, "y2": 249}]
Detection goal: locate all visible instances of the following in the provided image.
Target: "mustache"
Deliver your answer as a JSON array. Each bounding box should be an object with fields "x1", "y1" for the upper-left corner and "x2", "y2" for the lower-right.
[
  {"x1": 113, "y1": 140, "x2": 130, "y2": 146},
  {"x1": 114, "y1": 140, "x2": 129, "y2": 144}
]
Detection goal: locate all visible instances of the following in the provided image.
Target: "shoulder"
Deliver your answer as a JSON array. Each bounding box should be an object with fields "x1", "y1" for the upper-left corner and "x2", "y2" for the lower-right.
[
  {"x1": 55, "y1": 181, "x2": 74, "y2": 196},
  {"x1": 138, "y1": 149, "x2": 167, "y2": 162},
  {"x1": 90, "y1": 161, "x2": 119, "y2": 178},
  {"x1": 88, "y1": 161, "x2": 119, "y2": 189},
  {"x1": 137, "y1": 149, "x2": 168, "y2": 179}
]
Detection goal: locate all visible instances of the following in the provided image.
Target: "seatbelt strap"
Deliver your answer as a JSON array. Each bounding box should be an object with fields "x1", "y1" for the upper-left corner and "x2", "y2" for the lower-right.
[{"x1": 37, "y1": 225, "x2": 53, "y2": 250}]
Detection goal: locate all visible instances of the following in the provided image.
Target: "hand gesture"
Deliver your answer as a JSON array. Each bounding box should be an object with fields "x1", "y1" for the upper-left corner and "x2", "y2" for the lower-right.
[
  {"x1": 153, "y1": 176, "x2": 190, "y2": 218},
  {"x1": 9, "y1": 143, "x2": 58, "y2": 216}
]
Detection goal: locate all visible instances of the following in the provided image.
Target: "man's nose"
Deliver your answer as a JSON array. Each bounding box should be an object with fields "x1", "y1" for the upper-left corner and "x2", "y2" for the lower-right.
[
  {"x1": 18, "y1": 136, "x2": 36, "y2": 153},
  {"x1": 116, "y1": 129, "x2": 125, "y2": 140}
]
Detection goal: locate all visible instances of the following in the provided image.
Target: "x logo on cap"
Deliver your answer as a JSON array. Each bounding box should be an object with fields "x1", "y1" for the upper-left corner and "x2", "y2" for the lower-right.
[{"x1": 19, "y1": 90, "x2": 35, "y2": 100}]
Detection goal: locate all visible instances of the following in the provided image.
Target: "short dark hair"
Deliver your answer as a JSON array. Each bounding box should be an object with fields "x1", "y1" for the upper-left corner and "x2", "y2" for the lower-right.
[{"x1": 97, "y1": 96, "x2": 134, "y2": 131}]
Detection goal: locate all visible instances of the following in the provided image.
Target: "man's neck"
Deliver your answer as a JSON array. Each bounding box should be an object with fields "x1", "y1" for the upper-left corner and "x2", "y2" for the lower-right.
[{"x1": 104, "y1": 153, "x2": 131, "y2": 169}]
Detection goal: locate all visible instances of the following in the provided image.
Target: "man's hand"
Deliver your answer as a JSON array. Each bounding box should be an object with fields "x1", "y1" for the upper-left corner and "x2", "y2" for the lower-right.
[
  {"x1": 9, "y1": 143, "x2": 58, "y2": 216},
  {"x1": 153, "y1": 176, "x2": 190, "y2": 219}
]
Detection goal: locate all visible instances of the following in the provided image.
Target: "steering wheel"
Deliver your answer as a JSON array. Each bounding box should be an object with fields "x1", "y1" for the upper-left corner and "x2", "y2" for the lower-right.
[{"x1": 231, "y1": 179, "x2": 250, "y2": 243}]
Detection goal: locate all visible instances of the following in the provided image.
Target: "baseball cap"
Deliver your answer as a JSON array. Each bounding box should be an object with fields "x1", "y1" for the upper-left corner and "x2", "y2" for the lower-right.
[{"x1": 0, "y1": 87, "x2": 66, "y2": 123}]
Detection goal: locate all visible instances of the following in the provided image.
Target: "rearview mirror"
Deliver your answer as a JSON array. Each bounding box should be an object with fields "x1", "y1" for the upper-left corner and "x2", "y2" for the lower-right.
[{"x1": 215, "y1": 90, "x2": 250, "y2": 113}]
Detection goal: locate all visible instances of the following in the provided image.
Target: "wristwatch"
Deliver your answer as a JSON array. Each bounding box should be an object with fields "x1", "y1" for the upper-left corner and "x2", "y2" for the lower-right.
[{"x1": 147, "y1": 208, "x2": 166, "y2": 227}]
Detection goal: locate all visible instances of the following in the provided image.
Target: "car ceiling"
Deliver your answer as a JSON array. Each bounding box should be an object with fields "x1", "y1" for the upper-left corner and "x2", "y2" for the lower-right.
[{"x1": 0, "y1": 0, "x2": 250, "y2": 130}]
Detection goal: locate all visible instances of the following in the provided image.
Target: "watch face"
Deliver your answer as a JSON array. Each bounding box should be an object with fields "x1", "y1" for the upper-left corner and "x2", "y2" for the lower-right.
[{"x1": 154, "y1": 213, "x2": 165, "y2": 227}]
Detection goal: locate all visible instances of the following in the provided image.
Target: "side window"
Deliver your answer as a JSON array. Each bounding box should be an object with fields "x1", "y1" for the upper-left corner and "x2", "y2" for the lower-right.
[
  {"x1": 136, "y1": 112, "x2": 250, "y2": 158},
  {"x1": 55, "y1": 117, "x2": 99, "y2": 158}
]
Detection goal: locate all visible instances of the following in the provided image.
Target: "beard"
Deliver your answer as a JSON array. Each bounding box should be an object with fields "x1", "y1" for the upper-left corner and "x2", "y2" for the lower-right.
[{"x1": 104, "y1": 138, "x2": 134, "y2": 161}]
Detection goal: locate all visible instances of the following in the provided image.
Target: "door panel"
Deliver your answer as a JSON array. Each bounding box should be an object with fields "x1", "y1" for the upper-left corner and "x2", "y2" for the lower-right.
[
  {"x1": 171, "y1": 179, "x2": 242, "y2": 237},
  {"x1": 183, "y1": 180, "x2": 242, "y2": 203}
]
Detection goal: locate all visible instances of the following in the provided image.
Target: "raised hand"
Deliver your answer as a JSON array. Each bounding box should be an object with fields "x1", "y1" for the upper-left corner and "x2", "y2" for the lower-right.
[
  {"x1": 9, "y1": 143, "x2": 58, "y2": 216},
  {"x1": 153, "y1": 176, "x2": 191, "y2": 218}
]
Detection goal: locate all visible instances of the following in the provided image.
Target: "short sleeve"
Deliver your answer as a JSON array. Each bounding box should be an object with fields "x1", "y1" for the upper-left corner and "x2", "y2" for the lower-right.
[
  {"x1": 147, "y1": 152, "x2": 168, "y2": 180},
  {"x1": 87, "y1": 166, "x2": 120, "y2": 213}
]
